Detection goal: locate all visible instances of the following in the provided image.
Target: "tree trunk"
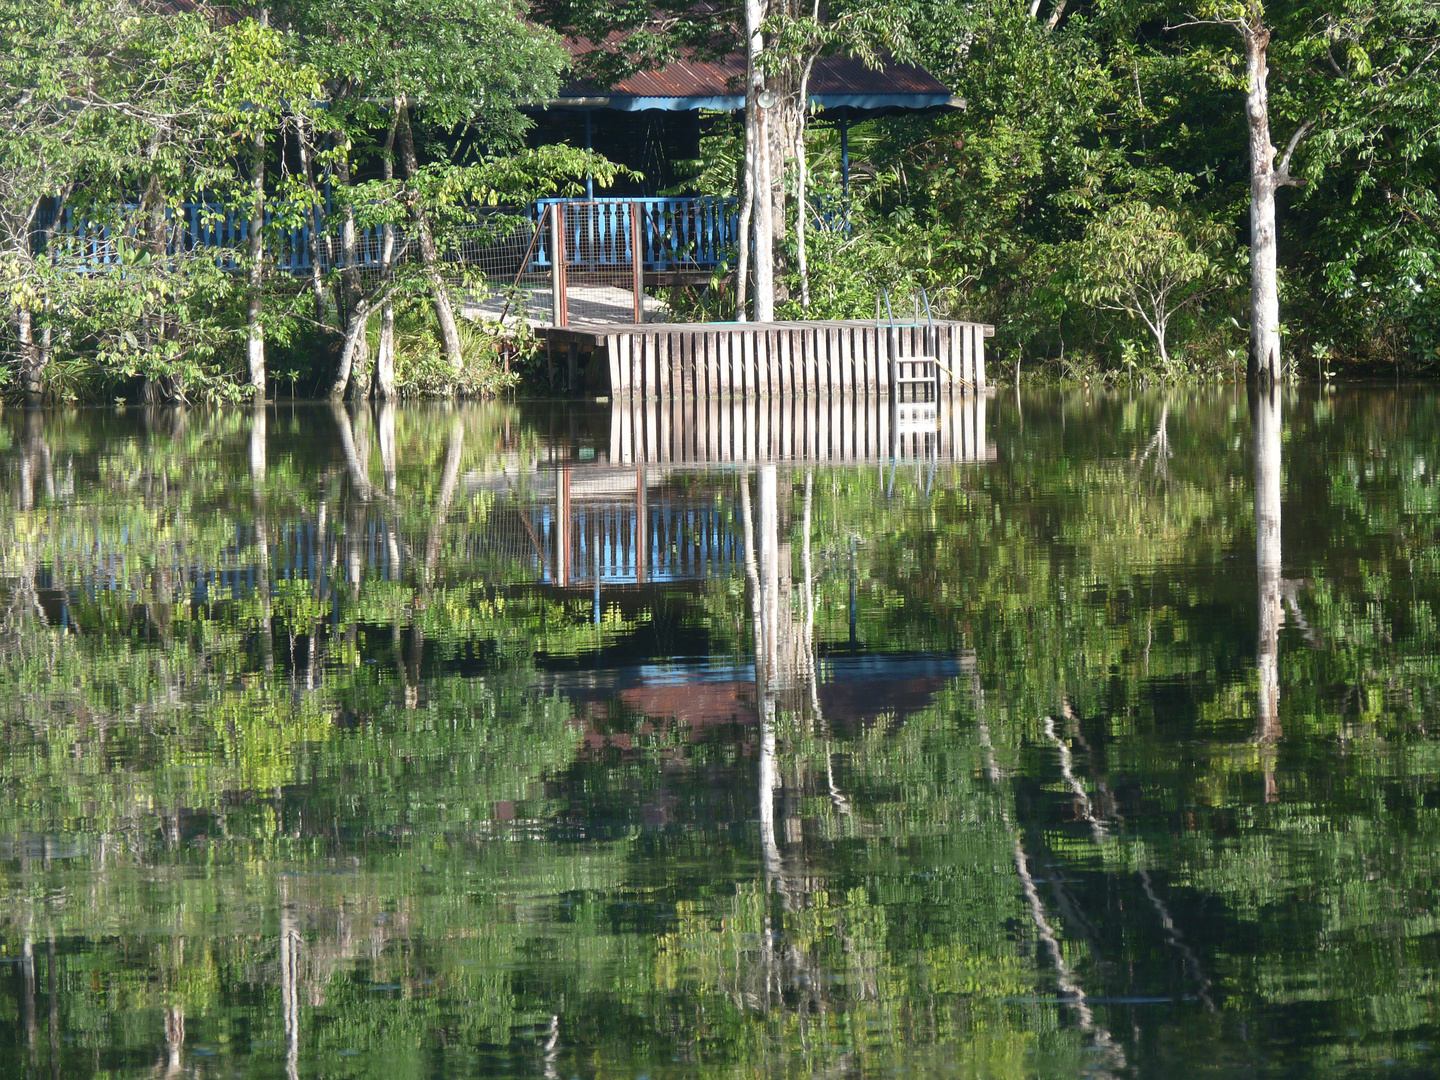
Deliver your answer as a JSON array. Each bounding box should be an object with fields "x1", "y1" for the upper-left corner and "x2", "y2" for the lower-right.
[
  {"x1": 375, "y1": 99, "x2": 402, "y2": 400},
  {"x1": 246, "y1": 122, "x2": 267, "y2": 396},
  {"x1": 794, "y1": 53, "x2": 817, "y2": 311},
  {"x1": 1245, "y1": 22, "x2": 1282, "y2": 383},
  {"x1": 397, "y1": 105, "x2": 464, "y2": 375},
  {"x1": 736, "y1": 82, "x2": 755, "y2": 321},
  {"x1": 297, "y1": 117, "x2": 327, "y2": 326},
  {"x1": 17, "y1": 307, "x2": 41, "y2": 403},
  {"x1": 331, "y1": 148, "x2": 363, "y2": 397},
  {"x1": 745, "y1": 0, "x2": 774, "y2": 322},
  {"x1": 330, "y1": 297, "x2": 370, "y2": 400}
]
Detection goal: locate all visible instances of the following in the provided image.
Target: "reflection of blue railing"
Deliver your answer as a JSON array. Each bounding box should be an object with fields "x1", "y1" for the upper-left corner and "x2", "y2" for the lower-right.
[
  {"x1": 532, "y1": 198, "x2": 738, "y2": 273},
  {"x1": 533, "y1": 499, "x2": 741, "y2": 585},
  {"x1": 32, "y1": 196, "x2": 738, "y2": 276}
]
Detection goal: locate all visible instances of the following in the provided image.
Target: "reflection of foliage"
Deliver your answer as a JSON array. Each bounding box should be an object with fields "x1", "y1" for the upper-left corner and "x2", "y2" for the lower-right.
[{"x1": 2, "y1": 391, "x2": 1440, "y2": 1077}]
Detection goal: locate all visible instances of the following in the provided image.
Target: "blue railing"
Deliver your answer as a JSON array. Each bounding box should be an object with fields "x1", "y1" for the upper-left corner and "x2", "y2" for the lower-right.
[
  {"x1": 31, "y1": 196, "x2": 738, "y2": 276},
  {"x1": 532, "y1": 197, "x2": 738, "y2": 273}
]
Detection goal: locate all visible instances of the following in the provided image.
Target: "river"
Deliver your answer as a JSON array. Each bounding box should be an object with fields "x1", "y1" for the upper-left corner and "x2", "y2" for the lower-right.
[{"x1": 0, "y1": 387, "x2": 1435, "y2": 1078}]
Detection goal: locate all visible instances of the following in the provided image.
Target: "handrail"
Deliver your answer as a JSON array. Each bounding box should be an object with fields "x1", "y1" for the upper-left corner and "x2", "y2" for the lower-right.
[{"x1": 32, "y1": 195, "x2": 740, "y2": 276}]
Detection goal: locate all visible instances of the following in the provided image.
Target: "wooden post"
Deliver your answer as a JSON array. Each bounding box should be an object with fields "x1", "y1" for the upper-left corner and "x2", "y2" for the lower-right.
[
  {"x1": 630, "y1": 202, "x2": 644, "y2": 325},
  {"x1": 551, "y1": 204, "x2": 568, "y2": 328}
]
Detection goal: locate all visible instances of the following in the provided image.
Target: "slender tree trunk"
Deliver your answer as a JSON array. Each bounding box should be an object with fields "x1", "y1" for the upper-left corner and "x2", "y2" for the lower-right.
[
  {"x1": 736, "y1": 91, "x2": 755, "y2": 321},
  {"x1": 794, "y1": 50, "x2": 817, "y2": 311},
  {"x1": 17, "y1": 307, "x2": 41, "y2": 403},
  {"x1": 330, "y1": 296, "x2": 371, "y2": 400},
  {"x1": 297, "y1": 117, "x2": 327, "y2": 327},
  {"x1": 25, "y1": 186, "x2": 71, "y2": 402},
  {"x1": 1244, "y1": 21, "x2": 1281, "y2": 383},
  {"x1": 247, "y1": 122, "x2": 267, "y2": 395},
  {"x1": 330, "y1": 149, "x2": 366, "y2": 399},
  {"x1": 745, "y1": 0, "x2": 774, "y2": 322},
  {"x1": 375, "y1": 100, "x2": 402, "y2": 400},
  {"x1": 397, "y1": 105, "x2": 464, "y2": 375}
]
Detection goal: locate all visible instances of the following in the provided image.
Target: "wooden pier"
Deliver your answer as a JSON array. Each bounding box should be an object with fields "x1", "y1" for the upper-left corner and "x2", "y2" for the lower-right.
[{"x1": 544, "y1": 319, "x2": 992, "y2": 398}]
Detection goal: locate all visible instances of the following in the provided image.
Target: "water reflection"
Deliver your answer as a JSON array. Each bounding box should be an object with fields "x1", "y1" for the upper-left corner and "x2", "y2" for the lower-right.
[
  {"x1": 1253, "y1": 385, "x2": 1283, "y2": 800},
  {"x1": 2, "y1": 390, "x2": 1439, "y2": 1078}
]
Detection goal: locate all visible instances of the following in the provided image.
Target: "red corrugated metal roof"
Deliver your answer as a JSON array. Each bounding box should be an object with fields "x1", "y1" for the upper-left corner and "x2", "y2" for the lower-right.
[{"x1": 559, "y1": 36, "x2": 950, "y2": 102}]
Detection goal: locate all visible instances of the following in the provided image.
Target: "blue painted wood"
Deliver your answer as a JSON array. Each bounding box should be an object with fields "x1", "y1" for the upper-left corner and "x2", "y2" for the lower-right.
[
  {"x1": 32, "y1": 195, "x2": 738, "y2": 276},
  {"x1": 532, "y1": 197, "x2": 738, "y2": 272}
]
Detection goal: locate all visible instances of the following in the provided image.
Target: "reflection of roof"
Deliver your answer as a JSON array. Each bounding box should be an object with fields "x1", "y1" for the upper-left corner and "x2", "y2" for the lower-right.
[
  {"x1": 545, "y1": 654, "x2": 964, "y2": 740},
  {"x1": 551, "y1": 38, "x2": 957, "y2": 113}
]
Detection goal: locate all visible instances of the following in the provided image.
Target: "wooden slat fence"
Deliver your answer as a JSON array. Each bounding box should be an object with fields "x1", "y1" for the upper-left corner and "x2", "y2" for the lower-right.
[{"x1": 584, "y1": 319, "x2": 991, "y2": 400}]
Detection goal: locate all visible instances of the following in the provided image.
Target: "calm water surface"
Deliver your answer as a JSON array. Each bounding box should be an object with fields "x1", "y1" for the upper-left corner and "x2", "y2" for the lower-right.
[{"x1": 1, "y1": 388, "x2": 1437, "y2": 1079}]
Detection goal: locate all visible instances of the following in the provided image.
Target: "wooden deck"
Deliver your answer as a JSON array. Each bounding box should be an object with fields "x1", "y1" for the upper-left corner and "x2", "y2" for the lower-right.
[{"x1": 544, "y1": 319, "x2": 993, "y2": 398}]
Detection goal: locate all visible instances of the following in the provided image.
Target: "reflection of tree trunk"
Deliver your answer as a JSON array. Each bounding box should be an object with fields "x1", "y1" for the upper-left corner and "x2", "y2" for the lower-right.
[
  {"x1": 972, "y1": 697, "x2": 1125, "y2": 1076},
  {"x1": 377, "y1": 405, "x2": 402, "y2": 583},
  {"x1": 22, "y1": 933, "x2": 35, "y2": 1061},
  {"x1": 1253, "y1": 384, "x2": 1283, "y2": 801},
  {"x1": 378, "y1": 403, "x2": 397, "y2": 496},
  {"x1": 330, "y1": 402, "x2": 372, "y2": 503},
  {"x1": 252, "y1": 404, "x2": 274, "y2": 674},
  {"x1": 280, "y1": 892, "x2": 300, "y2": 1080},
  {"x1": 740, "y1": 474, "x2": 781, "y2": 884},
  {"x1": 163, "y1": 1006, "x2": 185, "y2": 1078},
  {"x1": 47, "y1": 934, "x2": 58, "y2": 1080},
  {"x1": 424, "y1": 418, "x2": 465, "y2": 586},
  {"x1": 758, "y1": 464, "x2": 783, "y2": 690}
]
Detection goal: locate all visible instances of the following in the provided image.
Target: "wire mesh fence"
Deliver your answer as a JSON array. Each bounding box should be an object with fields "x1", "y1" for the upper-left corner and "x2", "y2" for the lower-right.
[{"x1": 31, "y1": 196, "x2": 737, "y2": 328}]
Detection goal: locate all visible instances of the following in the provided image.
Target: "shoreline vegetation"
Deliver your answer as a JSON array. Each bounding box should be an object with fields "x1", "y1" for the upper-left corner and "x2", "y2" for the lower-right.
[{"x1": 3, "y1": 0, "x2": 1439, "y2": 404}]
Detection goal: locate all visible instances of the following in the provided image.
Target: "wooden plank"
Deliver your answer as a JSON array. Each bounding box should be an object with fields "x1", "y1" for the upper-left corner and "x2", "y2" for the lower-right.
[
  {"x1": 802, "y1": 327, "x2": 817, "y2": 398},
  {"x1": 722, "y1": 332, "x2": 733, "y2": 397},
  {"x1": 606, "y1": 333, "x2": 621, "y2": 398},
  {"x1": 700, "y1": 331, "x2": 715, "y2": 402},
  {"x1": 961, "y1": 324, "x2": 974, "y2": 390},
  {"x1": 644, "y1": 397, "x2": 658, "y2": 463},
  {"x1": 707, "y1": 396, "x2": 719, "y2": 463},
  {"x1": 976, "y1": 391, "x2": 990, "y2": 458},
  {"x1": 659, "y1": 379, "x2": 672, "y2": 460},
  {"x1": 657, "y1": 332, "x2": 672, "y2": 400},
  {"x1": 975, "y1": 323, "x2": 987, "y2": 390},
  {"x1": 610, "y1": 391, "x2": 622, "y2": 462},
  {"x1": 620, "y1": 396, "x2": 633, "y2": 464},
  {"x1": 962, "y1": 391, "x2": 976, "y2": 461},
  {"x1": 641, "y1": 333, "x2": 656, "y2": 400},
  {"x1": 878, "y1": 325, "x2": 892, "y2": 398},
  {"x1": 719, "y1": 384, "x2": 733, "y2": 461},
  {"x1": 682, "y1": 330, "x2": 696, "y2": 401},
  {"x1": 742, "y1": 330, "x2": 756, "y2": 398}
]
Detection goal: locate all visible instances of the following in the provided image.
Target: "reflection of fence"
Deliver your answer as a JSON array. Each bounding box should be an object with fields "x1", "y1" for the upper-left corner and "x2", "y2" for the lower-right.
[
  {"x1": 532, "y1": 497, "x2": 741, "y2": 587},
  {"x1": 607, "y1": 392, "x2": 993, "y2": 465}
]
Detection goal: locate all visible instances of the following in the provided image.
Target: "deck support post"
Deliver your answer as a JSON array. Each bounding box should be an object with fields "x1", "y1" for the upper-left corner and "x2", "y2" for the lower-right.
[
  {"x1": 630, "y1": 202, "x2": 644, "y2": 325},
  {"x1": 551, "y1": 204, "x2": 568, "y2": 328}
]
